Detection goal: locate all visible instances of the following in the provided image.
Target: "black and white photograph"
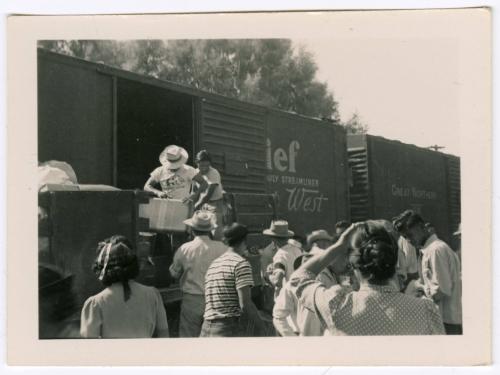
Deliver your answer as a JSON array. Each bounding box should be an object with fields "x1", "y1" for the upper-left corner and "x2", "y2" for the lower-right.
[
  {"x1": 36, "y1": 36, "x2": 464, "y2": 340},
  {"x1": 7, "y1": 9, "x2": 492, "y2": 366}
]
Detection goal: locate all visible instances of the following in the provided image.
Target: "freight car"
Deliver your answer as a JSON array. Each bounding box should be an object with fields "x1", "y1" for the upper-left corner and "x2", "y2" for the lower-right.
[
  {"x1": 38, "y1": 49, "x2": 461, "y2": 318},
  {"x1": 37, "y1": 48, "x2": 350, "y2": 316},
  {"x1": 38, "y1": 48, "x2": 350, "y2": 238},
  {"x1": 348, "y1": 134, "x2": 461, "y2": 246}
]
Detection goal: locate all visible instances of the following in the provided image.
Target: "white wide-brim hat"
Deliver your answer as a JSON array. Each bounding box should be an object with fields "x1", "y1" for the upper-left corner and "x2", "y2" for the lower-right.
[
  {"x1": 159, "y1": 145, "x2": 189, "y2": 169},
  {"x1": 263, "y1": 220, "x2": 294, "y2": 238},
  {"x1": 306, "y1": 229, "x2": 333, "y2": 246},
  {"x1": 183, "y1": 211, "x2": 217, "y2": 232}
]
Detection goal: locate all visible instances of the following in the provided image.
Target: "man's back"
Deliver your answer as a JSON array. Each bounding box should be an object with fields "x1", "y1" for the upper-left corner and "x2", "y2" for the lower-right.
[
  {"x1": 273, "y1": 244, "x2": 303, "y2": 280},
  {"x1": 170, "y1": 236, "x2": 227, "y2": 295},
  {"x1": 204, "y1": 251, "x2": 254, "y2": 320}
]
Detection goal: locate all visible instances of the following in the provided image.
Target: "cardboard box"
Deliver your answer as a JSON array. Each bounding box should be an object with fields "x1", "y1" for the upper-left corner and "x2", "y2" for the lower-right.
[{"x1": 138, "y1": 198, "x2": 190, "y2": 232}]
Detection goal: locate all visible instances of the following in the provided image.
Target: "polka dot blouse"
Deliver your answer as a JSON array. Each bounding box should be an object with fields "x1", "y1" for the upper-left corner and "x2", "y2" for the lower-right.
[{"x1": 289, "y1": 270, "x2": 445, "y2": 335}]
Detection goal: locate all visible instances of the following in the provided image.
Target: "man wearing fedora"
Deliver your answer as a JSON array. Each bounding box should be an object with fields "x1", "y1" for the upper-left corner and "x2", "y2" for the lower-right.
[
  {"x1": 307, "y1": 229, "x2": 334, "y2": 255},
  {"x1": 261, "y1": 220, "x2": 302, "y2": 299},
  {"x1": 144, "y1": 145, "x2": 208, "y2": 204},
  {"x1": 169, "y1": 211, "x2": 227, "y2": 337},
  {"x1": 306, "y1": 229, "x2": 342, "y2": 286},
  {"x1": 273, "y1": 250, "x2": 339, "y2": 336}
]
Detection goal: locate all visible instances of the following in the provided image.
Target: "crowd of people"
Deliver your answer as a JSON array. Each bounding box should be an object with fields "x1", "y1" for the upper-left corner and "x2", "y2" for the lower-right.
[{"x1": 39, "y1": 145, "x2": 463, "y2": 338}]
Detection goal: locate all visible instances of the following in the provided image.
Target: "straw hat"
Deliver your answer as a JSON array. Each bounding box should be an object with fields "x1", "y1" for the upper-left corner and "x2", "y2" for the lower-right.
[
  {"x1": 159, "y1": 145, "x2": 189, "y2": 169},
  {"x1": 263, "y1": 220, "x2": 294, "y2": 238},
  {"x1": 306, "y1": 229, "x2": 333, "y2": 246},
  {"x1": 183, "y1": 211, "x2": 216, "y2": 232}
]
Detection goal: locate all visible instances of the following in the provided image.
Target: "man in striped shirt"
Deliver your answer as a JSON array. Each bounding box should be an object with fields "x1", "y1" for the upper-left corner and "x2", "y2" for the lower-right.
[{"x1": 201, "y1": 223, "x2": 264, "y2": 337}]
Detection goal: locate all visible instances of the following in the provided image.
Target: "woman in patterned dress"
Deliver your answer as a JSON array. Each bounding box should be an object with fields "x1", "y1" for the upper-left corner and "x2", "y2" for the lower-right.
[{"x1": 289, "y1": 221, "x2": 445, "y2": 335}]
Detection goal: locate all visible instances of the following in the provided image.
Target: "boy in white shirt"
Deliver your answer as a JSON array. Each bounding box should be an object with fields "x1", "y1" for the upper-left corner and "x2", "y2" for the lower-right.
[{"x1": 191, "y1": 150, "x2": 225, "y2": 240}]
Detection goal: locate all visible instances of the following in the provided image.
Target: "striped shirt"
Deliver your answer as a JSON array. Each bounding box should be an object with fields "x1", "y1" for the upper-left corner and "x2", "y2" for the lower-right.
[{"x1": 204, "y1": 251, "x2": 254, "y2": 320}]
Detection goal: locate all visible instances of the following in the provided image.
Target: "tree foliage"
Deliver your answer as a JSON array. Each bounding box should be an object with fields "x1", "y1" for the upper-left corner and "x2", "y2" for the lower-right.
[
  {"x1": 38, "y1": 39, "x2": 364, "y2": 127},
  {"x1": 344, "y1": 112, "x2": 369, "y2": 134}
]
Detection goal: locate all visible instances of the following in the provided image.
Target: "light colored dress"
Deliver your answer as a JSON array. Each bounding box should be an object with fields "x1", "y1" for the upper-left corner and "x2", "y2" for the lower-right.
[{"x1": 80, "y1": 280, "x2": 168, "y2": 338}]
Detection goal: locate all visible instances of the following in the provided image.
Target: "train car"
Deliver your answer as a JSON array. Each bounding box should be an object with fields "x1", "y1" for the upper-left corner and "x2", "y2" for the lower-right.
[
  {"x1": 38, "y1": 48, "x2": 350, "y2": 240},
  {"x1": 348, "y1": 134, "x2": 461, "y2": 245},
  {"x1": 37, "y1": 49, "x2": 350, "y2": 315},
  {"x1": 37, "y1": 49, "x2": 462, "y2": 337},
  {"x1": 265, "y1": 111, "x2": 349, "y2": 238}
]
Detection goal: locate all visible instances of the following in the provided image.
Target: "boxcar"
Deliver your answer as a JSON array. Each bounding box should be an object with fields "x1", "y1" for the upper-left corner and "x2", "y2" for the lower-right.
[
  {"x1": 37, "y1": 49, "x2": 350, "y2": 316},
  {"x1": 38, "y1": 48, "x2": 350, "y2": 240},
  {"x1": 348, "y1": 134, "x2": 461, "y2": 245}
]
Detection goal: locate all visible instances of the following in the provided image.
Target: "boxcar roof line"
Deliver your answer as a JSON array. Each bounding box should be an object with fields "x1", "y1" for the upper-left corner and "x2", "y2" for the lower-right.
[
  {"x1": 38, "y1": 48, "x2": 344, "y2": 131},
  {"x1": 348, "y1": 133, "x2": 459, "y2": 159}
]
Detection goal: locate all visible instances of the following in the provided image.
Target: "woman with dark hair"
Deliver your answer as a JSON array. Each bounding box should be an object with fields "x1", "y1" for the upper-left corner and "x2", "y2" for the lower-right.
[
  {"x1": 290, "y1": 221, "x2": 445, "y2": 335},
  {"x1": 80, "y1": 235, "x2": 169, "y2": 338}
]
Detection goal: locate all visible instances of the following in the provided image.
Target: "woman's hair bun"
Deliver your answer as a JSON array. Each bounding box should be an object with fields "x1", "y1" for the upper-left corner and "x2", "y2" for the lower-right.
[
  {"x1": 92, "y1": 235, "x2": 139, "y2": 287},
  {"x1": 350, "y1": 221, "x2": 398, "y2": 283},
  {"x1": 357, "y1": 237, "x2": 398, "y2": 282}
]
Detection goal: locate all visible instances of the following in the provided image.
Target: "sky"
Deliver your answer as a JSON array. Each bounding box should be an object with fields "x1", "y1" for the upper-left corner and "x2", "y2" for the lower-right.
[{"x1": 294, "y1": 38, "x2": 461, "y2": 156}]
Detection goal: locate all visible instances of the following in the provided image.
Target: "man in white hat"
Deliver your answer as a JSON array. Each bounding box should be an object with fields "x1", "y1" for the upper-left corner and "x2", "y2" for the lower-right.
[
  {"x1": 307, "y1": 229, "x2": 333, "y2": 255},
  {"x1": 273, "y1": 250, "x2": 340, "y2": 337},
  {"x1": 306, "y1": 229, "x2": 341, "y2": 286},
  {"x1": 261, "y1": 220, "x2": 302, "y2": 299},
  {"x1": 144, "y1": 145, "x2": 208, "y2": 204},
  {"x1": 169, "y1": 211, "x2": 227, "y2": 337}
]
